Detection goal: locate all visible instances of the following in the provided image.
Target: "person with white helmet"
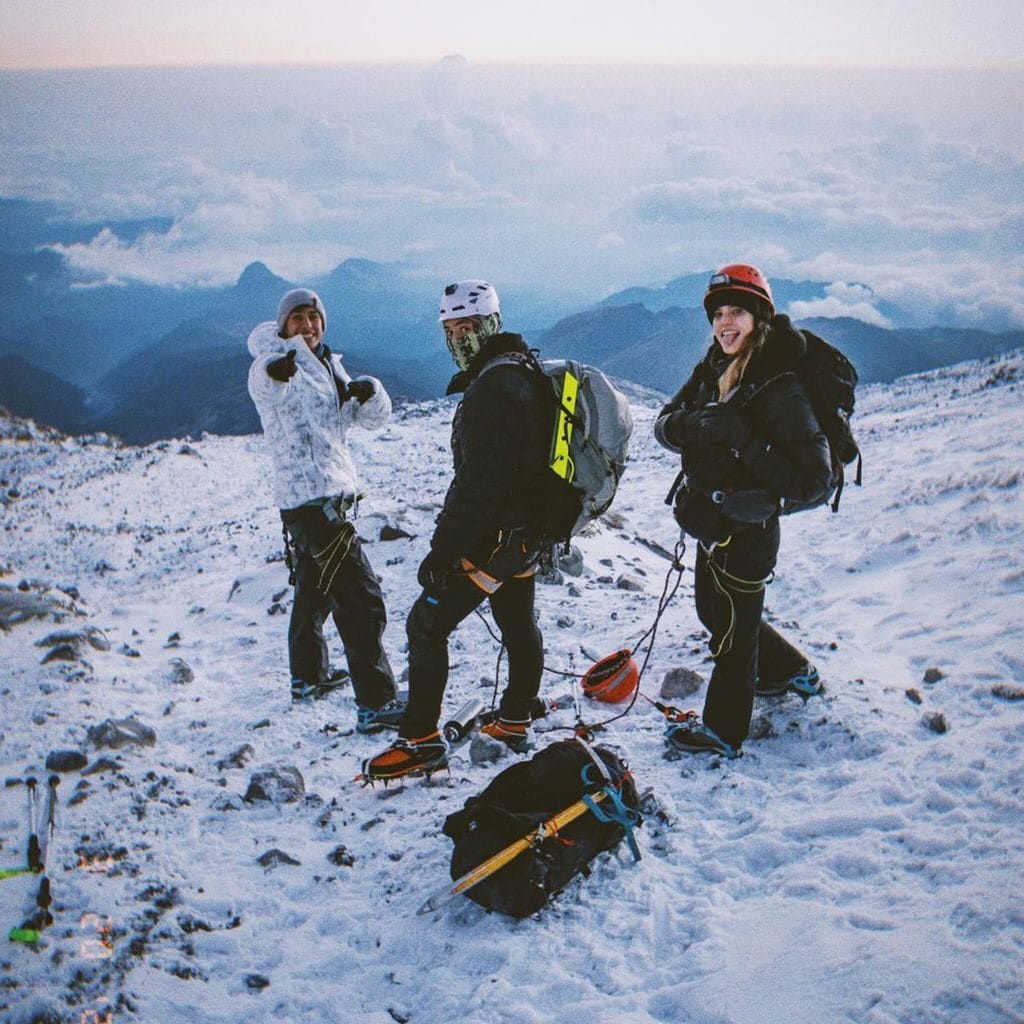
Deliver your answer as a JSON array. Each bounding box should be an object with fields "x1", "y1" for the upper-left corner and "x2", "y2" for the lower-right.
[
  {"x1": 247, "y1": 287, "x2": 404, "y2": 733},
  {"x1": 363, "y1": 280, "x2": 552, "y2": 782},
  {"x1": 654, "y1": 264, "x2": 832, "y2": 758}
]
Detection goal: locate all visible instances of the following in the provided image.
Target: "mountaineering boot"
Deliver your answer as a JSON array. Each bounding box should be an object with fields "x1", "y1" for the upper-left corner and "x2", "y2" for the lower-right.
[
  {"x1": 355, "y1": 698, "x2": 407, "y2": 735},
  {"x1": 664, "y1": 718, "x2": 739, "y2": 759},
  {"x1": 756, "y1": 664, "x2": 821, "y2": 699},
  {"x1": 479, "y1": 716, "x2": 532, "y2": 753},
  {"x1": 362, "y1": 732, "x2": 448, "y2": 781}
]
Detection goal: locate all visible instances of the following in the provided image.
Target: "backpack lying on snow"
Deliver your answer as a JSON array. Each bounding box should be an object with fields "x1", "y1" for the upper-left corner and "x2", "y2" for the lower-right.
[
  {"x1": 483, "y1": 353, "x2": 634, "y2": 546},
  {"x1": 441, "y1": 738, "x2": 643, "y2": 918}
]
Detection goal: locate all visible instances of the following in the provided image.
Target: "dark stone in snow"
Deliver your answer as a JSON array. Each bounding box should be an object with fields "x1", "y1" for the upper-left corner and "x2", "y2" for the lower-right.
[
  {"x1": 327, "y1": 845, "x2": 356, "y2": 867},
  {"x1": 216, "y1": 744, "x2": 255, "y2": 770},
  {"x1": 244, "y1": 766, "x2": 305, "y2": 805},
  {"x1": 257, "y1": 848, "x2": 300, "y2": 868},
  {"x1": 616, "y1": 574, "x2": 644, "y2": 592},
  {"x1": 45, "y1": 749, "x2": 88, "y2": 772},
  {"x1": 245, "y1": 974, "x2": 270, "y2": 990},
  {"x1": 660, "y1": 667, "x2": 703, "y2": 700},
  {"x1": 83, "y1": 757, "x2": 122, "y2": 775},
  {"x1": 922, "y1": 711, "x2": 948, "y2": 734},
  {"x1": 165, "y1": 658, "x2": 194, "y2": 685},
  {"x1": 380, "y1": 525, "x2": 414, "y2": 541},
  {"x1": 87, "y1": 717, "x2": 157, "y2": 750},
  {"x1": 905, "y1": 688, "x2": 923, "y2": 705},
  {"x1": 557, "y1": 546, "x2": 584, "y2": 577},
  {"x1": 41, "y1": 643, "x2": 80, "y2": 664},
  {"x1": 923, "y1": 667, "x2": 946, "y2": 683}
]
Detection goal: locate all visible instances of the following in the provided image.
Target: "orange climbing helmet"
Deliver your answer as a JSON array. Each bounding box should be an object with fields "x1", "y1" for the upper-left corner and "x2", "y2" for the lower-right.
[{"x1": 703, "y1": 263, "x2": 775, "y2": 323}]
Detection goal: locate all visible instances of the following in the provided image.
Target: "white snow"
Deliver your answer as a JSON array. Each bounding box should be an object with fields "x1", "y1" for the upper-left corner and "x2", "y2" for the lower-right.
[{"x1": 1, "y1": 351, "x2": 1023, "y2": 1024}]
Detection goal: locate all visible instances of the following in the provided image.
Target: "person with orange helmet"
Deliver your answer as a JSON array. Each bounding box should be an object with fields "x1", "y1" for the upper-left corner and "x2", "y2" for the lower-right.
[{"x1": 654, "y1": 264, "x2": 833, "y2": 758}]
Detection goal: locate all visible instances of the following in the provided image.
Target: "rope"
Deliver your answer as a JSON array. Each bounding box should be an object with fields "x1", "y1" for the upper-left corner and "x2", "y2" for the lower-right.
[{"x1": 698, "y1": 540, "x2": 773, "y2": 659}]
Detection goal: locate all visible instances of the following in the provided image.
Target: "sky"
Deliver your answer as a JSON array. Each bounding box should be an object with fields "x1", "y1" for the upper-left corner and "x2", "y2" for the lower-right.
[{"x1": 1, "y1": 0, "x2": 1022, "y2": 69}]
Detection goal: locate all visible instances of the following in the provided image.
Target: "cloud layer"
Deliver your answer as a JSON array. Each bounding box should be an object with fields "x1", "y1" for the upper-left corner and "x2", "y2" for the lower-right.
[{"x1": 1, "y1": 63, "x2": 1022, "y2": 328}]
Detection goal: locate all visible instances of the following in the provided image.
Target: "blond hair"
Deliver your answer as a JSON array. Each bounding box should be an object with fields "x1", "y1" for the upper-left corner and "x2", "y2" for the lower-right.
[{"x1": 717, "y1": 321, "x2": 770, "y2": 400}]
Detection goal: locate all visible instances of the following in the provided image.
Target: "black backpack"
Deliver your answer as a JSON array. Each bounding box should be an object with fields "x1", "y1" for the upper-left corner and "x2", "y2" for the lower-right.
[
  {"x1": 441, "y1": 739, "x2": 643, "y2": 918},
  {"x1": 741, "y1": 328, "x2": 861, "y2": 514}
]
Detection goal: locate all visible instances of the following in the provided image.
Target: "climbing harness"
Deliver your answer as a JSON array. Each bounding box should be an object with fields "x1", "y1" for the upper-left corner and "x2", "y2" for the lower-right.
[{"x1": 698, "y1": 538, "x2": 774, "y2": 659}]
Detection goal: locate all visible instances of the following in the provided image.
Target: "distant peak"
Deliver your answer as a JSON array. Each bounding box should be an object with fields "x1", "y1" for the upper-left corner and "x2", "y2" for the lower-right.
[{"x1": 236, "y1": 262, "x2": 285, "y2": 289}]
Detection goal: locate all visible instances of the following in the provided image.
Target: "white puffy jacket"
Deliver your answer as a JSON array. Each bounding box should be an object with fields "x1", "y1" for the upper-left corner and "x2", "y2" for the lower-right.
[{"x1": 246, "y1": 321, "x2": 392, "y2": 510}]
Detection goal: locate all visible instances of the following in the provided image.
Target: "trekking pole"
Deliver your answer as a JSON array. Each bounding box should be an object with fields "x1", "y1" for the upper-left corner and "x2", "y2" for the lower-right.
[
  {"x1": 0, "y1": 779, "x2": 40, "y2": 881},
  {"x1": 9, "y1": 775, "x2": 58, "y2": 944},
  {"x1": 417, "y1": 790, "x2": 608, "y2": 915}
]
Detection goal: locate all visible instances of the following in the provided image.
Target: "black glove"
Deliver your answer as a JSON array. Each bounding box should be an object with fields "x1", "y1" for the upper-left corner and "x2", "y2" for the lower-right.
[
  {"x1": 344, "y1": 379, "x2": 375, "y2": 404},
  {"x1": 690, "y1": 404, "x2": 752, "y2": 451},
  {"x1": 417, "y1": 551, "x2": 451, "y2": 595},
  {"x1": 267, "y1": 349, "x2": 297, "y2": 382}
]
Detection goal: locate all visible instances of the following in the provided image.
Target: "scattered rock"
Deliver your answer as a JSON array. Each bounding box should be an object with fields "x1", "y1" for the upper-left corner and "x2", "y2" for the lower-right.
[
  {"x1": 87, "y1": 717, "x2": 157, "y2": 750},
  {"x1": 556, "y1": 616, "x2": 574, "y2": 628},
  {"x1": 600, "y1": 510, "x2": 626, "y2": 529},
  {"x1": 536, "y1": 565, "x2": 564, "y2": 586},
  {"x1": 245, "y1": 974, "x2": 270, "y2": 991},
  {"x1": 659, "y1": 667, "x2": 703, "y2": 700},
  {"x1": 923, "y1": 667, "x2": 946, "y2": 684},
  {"x1": 748, "y1": 715, "x2": 777, "y2": 741},
  {"x1": 257, "y1": 849, "x2": 301, "y2": 868},
  {"x1": 380, "y1": 525, "x2": 414, "y2": 541},
  {"x1": 616, "y1": 574, "x2": 644, "y2": 592},
  {"x1": 327, "y1": 845, "x2": 356, "y2": 867},
  {"x1": 83, "y1": 757, "x2": 122, "y2": 775},
  {"x1": 35, "y1": 627, "x2": 110, "y2": 652},
  {"x1": 244, "y1": 766, "x2": 305, "y2": 805},
  {"x1": 556, "y1": 546, "x2": 585, "y2": 577},
  {"x1": 469, "y1": 733, "x2": 505, "y2": 765},
  {"x1": 41, "y1": 642, "x2": 81, "y2": 664},
  {"x1": 216, "y1": 744, "x2": 255, "y2": 771},
  {"x1": 922, "y1": 711, "x2": 948, "y2": 734},
  {"x1": 165, "y1": 658, "x2": 195, "y2": 685},
  {"x1": 992, "y1": 683, "x2": 1024, "y2": 701},
  {"x1": 905, "y1": 688, "x2": 923, "y2": 705},
  {"x1": 567, "y1": 583, "x2": 582, "y2": 598},
  {"x1": 45, "y1": 749, "x2": 88, "y2": 772}
]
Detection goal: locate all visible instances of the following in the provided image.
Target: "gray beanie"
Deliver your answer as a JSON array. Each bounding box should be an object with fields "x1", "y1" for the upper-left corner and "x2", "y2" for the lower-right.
[{"x1": 277, "y1": 288, "x2": 327, "y2": 337}]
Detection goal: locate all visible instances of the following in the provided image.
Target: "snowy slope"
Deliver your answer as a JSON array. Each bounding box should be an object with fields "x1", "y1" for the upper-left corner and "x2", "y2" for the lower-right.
[{"x1": 1, "y1": 351, "x2": 1022, "y2": 1024}]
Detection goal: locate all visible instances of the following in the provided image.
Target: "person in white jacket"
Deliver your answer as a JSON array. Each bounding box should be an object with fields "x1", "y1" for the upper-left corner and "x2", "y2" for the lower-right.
[{"x1": 247, "y1": 287, "x2": 404, "y2": 732}]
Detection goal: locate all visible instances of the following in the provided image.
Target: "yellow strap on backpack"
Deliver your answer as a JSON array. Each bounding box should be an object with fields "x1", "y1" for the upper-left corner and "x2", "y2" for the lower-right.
[{"x1": 549, "y1": 368, "x2": 580, "y2": 482}]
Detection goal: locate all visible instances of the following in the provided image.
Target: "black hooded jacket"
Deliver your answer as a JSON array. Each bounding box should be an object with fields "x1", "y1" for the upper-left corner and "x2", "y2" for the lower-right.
[
  {"x1": 429, "y1": 333, "x2": 550, "y2": 566},
  {"x1": 655, "y1": 318, "x2": 832, "y2": 537}
]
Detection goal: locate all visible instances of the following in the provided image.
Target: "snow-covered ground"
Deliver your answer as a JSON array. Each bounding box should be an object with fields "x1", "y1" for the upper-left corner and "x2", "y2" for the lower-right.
[{"x1": 1, "y1": 351, "x2": 1022, "y2": 1024}]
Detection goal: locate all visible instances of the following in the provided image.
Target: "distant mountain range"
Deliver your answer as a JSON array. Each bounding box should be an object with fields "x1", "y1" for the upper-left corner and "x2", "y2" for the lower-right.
[{"x1": 2, "y1": 194, "x2": 1023, "y2": 442}]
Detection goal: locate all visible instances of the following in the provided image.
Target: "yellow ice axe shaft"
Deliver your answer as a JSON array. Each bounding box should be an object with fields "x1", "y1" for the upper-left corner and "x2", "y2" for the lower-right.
[
  {"x1": 418, "y1": 789, "x2": 607, "y2": 914},
  {"x1": 549, "y1": 369, "x2": 580, "y2": 483}
]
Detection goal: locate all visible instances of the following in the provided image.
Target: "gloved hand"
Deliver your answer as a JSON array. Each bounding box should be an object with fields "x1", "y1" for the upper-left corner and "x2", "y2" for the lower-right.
[
  {"x1": 417, "y1": 551, "x2": 451, "y2": 595},
  {"x1": 344, "y1": 379, "x2": 375, "y2": 404},
  {"x1": 690, "y1": 404, "x2": 752, "y2": 451},
  {"x1": 267, "y1": 349, "x2": 297, "y2": 382}
]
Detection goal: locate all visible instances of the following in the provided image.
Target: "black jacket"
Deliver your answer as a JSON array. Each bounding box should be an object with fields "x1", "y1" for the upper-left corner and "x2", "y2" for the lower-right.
[
  {"x1": 655, "y1": 319, "x2": 832, "y2": 541},
  {"x1": 430, "y1": 333, "x2": 550, "y2": 567}
]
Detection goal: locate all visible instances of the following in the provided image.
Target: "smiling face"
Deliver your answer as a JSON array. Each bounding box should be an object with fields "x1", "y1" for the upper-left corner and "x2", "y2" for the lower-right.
[
  {"x1": 711, "y1": 304, "x2": 756, "y2": 357},
  {"x1": 282, "y1": 305, "x2": 324, "y2": 351}
]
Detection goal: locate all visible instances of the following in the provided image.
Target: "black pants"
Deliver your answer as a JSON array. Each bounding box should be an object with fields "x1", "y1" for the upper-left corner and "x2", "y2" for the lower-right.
[
  {"x1": 694, "y1": 520, "x2": 807, "y2": 749},
  {"x1": 401, "y1": 572, "x2": 543, "y2": 739},
  {"x1": 281, "y1": 503, "x2": 396, "y2": 709}
]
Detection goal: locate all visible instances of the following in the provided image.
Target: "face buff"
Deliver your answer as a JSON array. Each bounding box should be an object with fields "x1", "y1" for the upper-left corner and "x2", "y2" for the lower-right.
[{"x1": 445, "y1": 313, "x2": 501, "y2": 371}]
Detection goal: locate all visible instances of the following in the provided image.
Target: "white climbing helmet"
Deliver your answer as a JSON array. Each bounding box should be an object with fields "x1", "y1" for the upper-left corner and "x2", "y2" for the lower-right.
[{"x1": 438, "y1": 280, "x2": 501, "y2": 322}]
